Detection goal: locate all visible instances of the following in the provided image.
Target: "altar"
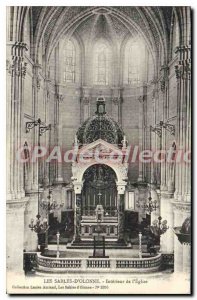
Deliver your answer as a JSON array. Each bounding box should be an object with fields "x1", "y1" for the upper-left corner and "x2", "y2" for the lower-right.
[
  {"x1": 71, "y1": 96, "x2": 128, "y2": 243},
  {"x1": 81, "y1": 204, "x2": 119, "y2": 241},
  {"x1": 80, "y1": 164, "x2": 119, "y2": 241}
]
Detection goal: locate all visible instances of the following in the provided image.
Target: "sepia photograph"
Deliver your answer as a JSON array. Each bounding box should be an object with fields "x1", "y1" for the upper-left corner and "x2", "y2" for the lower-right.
[{"x1": 6, "y1": 4, "x2": 191, "y2": 295}]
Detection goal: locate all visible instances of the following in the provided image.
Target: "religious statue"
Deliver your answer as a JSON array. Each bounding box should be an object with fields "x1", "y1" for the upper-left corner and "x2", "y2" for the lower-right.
[
  {"x1": 93, "y1": 171, "x2": 97, "y2": 182},
  {"x1": 74, "y1": 134, "x2": 79, "y2": 147},
  {"x1": 122, "y1": 135, "x2": 127, "y2": 148},
  {"x1": 98, "y1": 165, "x2": 104, "y2": 181}
]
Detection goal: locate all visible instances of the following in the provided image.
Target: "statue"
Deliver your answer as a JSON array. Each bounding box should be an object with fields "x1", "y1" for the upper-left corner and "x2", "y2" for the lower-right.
[
  {"x1": 93, "y1": 171, "x2": 97, "y2": 182},
  {"x1": 122, "y1": 135, "x2": 127, "y2": 148},
  {"x1": 98, "y1": 165, "x2": 104, "y2": 180},
  {"x1": 74, "y1": 134, "x2": 79, "y2": 147}
]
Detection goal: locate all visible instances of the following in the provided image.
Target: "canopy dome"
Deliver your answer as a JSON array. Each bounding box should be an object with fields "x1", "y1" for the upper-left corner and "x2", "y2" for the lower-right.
[{"x1": 76, "y1": 96, "x2": 124, "y2": 145}]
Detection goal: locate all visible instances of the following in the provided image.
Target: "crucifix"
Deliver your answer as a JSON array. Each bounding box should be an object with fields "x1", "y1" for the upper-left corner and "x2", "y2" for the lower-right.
[{"x1": 98, "y1": 191, "x2": 102, "y2": 204}]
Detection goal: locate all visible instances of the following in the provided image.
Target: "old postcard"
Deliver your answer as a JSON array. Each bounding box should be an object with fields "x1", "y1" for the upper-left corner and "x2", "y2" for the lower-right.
[{"x1": 6, "y1": 5, "x2": 191, "y2": 294}]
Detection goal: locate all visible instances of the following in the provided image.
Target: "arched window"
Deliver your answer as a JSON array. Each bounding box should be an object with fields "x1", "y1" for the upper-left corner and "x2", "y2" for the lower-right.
[
  {"x1": 63, "y1": 40, "x2": 76, "y2": 83},
  {"x1": 95, "y1": 43, "x2": 109, "y2": 85},
  {"x1": 128, "y1": 44, "x2": 140, "y2": 84},
  {"x1": 124, "y1": 40, "x2": 145, "y2": 85}
]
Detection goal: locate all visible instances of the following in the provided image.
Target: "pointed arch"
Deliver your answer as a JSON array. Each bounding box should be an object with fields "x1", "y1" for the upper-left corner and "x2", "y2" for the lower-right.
[
  {"x1": 122, "y1": 37, "x2": 147, "y2": 85},
  {"x1": 93, "y1": 40, "x2": 111, "y2": 85}
]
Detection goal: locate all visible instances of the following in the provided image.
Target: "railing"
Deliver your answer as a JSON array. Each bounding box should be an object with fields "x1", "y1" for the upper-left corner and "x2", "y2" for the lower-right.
[
  {"x1": 87, "y1": 259, "x2": 110, "y2": 268},
  {"x1": 35, "y1": 253, "x2": 162, "y2": 273},
  {"x1": 116, "y1": 256, "x2": 161, "y2": 269},
  {"x1": 37, "y1": 256, "x2": 81, "y2": 269}
]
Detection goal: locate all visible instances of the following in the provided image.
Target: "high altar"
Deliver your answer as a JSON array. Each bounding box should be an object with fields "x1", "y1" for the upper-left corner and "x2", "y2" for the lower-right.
[{"x1": 71, "y1": 96, "x2": 128, "y2": 242}]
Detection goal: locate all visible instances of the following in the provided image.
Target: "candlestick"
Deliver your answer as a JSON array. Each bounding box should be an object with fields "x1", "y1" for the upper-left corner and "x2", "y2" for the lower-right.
[
  {"x1": 139, "y1": 232, "x2": 142, "y2": 259},
  {"x1": 56, "y1": 231, "x2": 60, "y2": 258}
]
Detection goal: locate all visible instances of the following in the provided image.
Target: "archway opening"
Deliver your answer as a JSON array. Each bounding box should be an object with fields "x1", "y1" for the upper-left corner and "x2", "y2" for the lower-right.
[{"x1": 81, "y1": 164, "x2": 117, "y2": 217}]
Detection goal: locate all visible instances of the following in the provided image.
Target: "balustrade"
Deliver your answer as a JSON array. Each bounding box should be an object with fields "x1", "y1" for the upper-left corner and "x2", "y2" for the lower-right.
[{"x1": 34, "y1": 253, "x2": 162, "y2": 273}]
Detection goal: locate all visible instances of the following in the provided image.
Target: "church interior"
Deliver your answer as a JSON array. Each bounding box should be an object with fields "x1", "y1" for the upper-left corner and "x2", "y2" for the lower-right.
[{"x1": 6, "y1": 6, "x2": 191, "y2": 277}]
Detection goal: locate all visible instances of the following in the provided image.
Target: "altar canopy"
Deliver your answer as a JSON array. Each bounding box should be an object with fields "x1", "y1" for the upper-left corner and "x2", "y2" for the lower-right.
[{"x1": 72, "y1": 96, "x2": 128, "y2": 241}]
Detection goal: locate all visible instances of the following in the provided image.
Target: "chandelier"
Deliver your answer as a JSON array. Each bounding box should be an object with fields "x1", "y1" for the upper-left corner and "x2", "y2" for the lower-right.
[
  {"x1": 137, "y1": 187, "x2": 159, "y2": 215},
  {"x1": 29, "y1": 214, "x2": 49, "y2": 234},
  {"x1": 40, "y1": 189, "x2": 63, "y2": 213},
  {"x1": 141, "y1": 195, "x2": 158, "y2": 215},
  {"x1": 27, "y1": 117, "x2": 52, "y2": 233}
]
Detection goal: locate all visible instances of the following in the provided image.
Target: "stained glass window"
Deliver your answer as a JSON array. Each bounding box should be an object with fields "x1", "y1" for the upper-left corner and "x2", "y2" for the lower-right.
[
  {"x1": 124, "y1": 41, "x2": 145, "y2": 85},
  {"x1": 127, "y1": 44, "x2": 140, "y2": 85},
  {"x1": 63, "y1": 40, "x2": 75, "y2": 83},
  {"x1": 95, "y1": 44, "x2": 109, "y2": 85}
]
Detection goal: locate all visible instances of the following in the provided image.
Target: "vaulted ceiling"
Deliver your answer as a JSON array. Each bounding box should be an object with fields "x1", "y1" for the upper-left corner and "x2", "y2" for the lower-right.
[{"x1": 30, "y1": 6, "x2": 173, "y2": 63}]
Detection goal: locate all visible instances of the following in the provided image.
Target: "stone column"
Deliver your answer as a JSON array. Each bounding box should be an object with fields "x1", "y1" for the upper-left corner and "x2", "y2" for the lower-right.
[
  {"x1": 174, "y1": 46, "x2": 191, "y2": 202},
  {"x1": 54, "y1": 85, "x2": 64, "y2": 183},
  {"x1": 138, "y1": 95, "x2": 145, "y2": 182},
  {"x1": 117, "y1": 183, "x2": 126, "y2": 241},
  {"x1": 81, "y1": 87, "x2": 91, "y2": 122},
  {"x1": 7, "y1": 42, "x2": 28, "y2": 200},
  {"x1": 111, "y1": 87, "x2": 123, "y2": 124},
  {"x1": 117, "y1": 194, "x2": 124, "y2": 241},
  {"x1": 160, "y1": 194, "x2": 174, "y2": 254},
  {"x1": 150, "y1": 84, "x2": 161, "y2": 186},
  {"x1": 7, "y1": 200, "x2": 27, "y2": 274},
  {"x1": 73, "y1": 183, "x2": 83, "y2": 242},
  {"x1": 31, "y1": 64, "x2": 42, "y2": 191},
  {"x1": 81, "y1": 96, "x2": 90, "y2": 121},
  {"x1": 112, "y1": 97, "x2": 122, "y2": 124},
  {"x1": 6, "y1": 42, "x2": 28, "y2": 274},
  {"x1": 24, "y1": 192, "x2": 39, "y2": 251},
  {"x1": 160, "y1": 65, "x2": 169, "y2": 193}
]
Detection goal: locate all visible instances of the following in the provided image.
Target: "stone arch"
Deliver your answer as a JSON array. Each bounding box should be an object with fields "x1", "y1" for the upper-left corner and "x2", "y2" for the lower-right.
[{"x1": 72, "y1": 160, "x2": 127, "y2": 195}]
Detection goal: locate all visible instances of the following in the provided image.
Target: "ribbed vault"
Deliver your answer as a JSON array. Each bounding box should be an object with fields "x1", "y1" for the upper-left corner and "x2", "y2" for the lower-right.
[{"x1": 30, "y1": 6, "x2": 173, "y2": 66}]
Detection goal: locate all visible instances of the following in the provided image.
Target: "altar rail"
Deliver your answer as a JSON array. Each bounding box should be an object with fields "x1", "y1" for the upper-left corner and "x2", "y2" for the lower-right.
[{"x1": 35, "y1": 253, "x2": 162, "y2": 273}]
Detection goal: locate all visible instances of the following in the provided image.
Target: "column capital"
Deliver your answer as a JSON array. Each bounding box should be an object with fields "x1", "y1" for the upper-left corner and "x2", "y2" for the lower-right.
[
  {"x1": 175, "y1": 45, "x2": 191, "y2": 57},
  {"x1": 174, "y1": 45, "x2": 191, "y2": 80},
  {"x1": 150, "y1": 78, "x2": 158, "y2": 85},
  {"x1": 171, "y1": 200, "x2": 191, "y2": 214},
  {"x1": 116, "y1": 182, "x2": 127, "y2": 194},
  {"x1": 138, "y1": 95, "x2": 144, "y2": 103},
  {"x1": 57, "y1": 93, "x2": 64, "y2": 103},
  {"x1": 175, "y1": 60, "x2": 191, "y2": 80},
  {"x1": 73, "y1": 182, "x2": 83, "y2": 194},
  {"x1": 11, "y1": 41, "x2": 28, "y2": 56},
  {"x1": 81, "y1": 96, "x2": 90, "y2": 104},
  {"x1": 112, "y1": 97, "x2": 122, "y2": 105},
  {"x1": 6, "y1": 198, "x2": 27, "y2": 212},
  {"x1": 9, "y1": 42, "x2": 28, "y2": 78}
]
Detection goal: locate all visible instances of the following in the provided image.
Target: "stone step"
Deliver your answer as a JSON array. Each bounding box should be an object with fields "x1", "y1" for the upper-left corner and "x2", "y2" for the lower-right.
[{"x1": 67, "y1": 240, "x2": 131, "y2": 249}]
